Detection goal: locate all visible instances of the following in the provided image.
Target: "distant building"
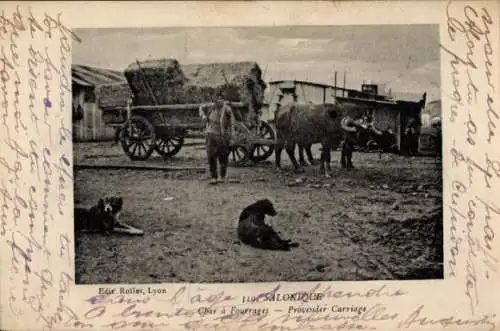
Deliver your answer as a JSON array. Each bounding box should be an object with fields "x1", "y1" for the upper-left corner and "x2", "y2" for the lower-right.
[
  {"x1": 421, "y1": 99, "x2": 441, "y2": 127},
  {"x1": 264, "y1": 79, "x2": 427, "y2": 153}
]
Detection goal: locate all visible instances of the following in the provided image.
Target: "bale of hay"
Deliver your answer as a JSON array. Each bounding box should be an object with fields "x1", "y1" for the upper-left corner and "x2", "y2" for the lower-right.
[
  {"x1": 181, "y1": 62, "x2": 266, "y2": 108},
  {"x1": 124, "y1": 59, "x2": 187, "y2": 105},
  {"x1": 96, "y1": 82, "x2": 132, "y2": 110},
  {"x1": 180, "y1": 62, "x2": 266, "y2": 127}
]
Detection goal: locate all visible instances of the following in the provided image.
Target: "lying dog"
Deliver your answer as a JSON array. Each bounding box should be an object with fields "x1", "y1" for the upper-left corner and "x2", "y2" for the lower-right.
[
  {"x1": 74, "y1": 196, "x2": 123, "y2": 235},
  {"x1": 237, "y1": 199, "x2": 299, "y2": 251}
]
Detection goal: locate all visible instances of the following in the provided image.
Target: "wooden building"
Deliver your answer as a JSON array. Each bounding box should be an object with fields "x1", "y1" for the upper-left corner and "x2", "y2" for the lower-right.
[
  {"x1": 72, "y1": 65, "x2": 129, "y2": 142},
  {"x1": 264, "y1": 79, "x2": 427, "y2": 152}
]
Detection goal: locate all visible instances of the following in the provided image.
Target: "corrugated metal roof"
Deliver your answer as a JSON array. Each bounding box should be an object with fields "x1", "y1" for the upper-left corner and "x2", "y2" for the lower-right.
[{"x1": 72, "y1": 64, "x2": 126, "y2": 87}]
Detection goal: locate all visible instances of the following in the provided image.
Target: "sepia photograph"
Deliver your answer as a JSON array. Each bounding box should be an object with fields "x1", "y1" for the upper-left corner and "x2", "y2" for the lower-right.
[
  {"x1": 72, "y1": 25, "x2": 443, "y2": 284},
  {"x1": 3, "y1": 1, "x2": 500, "y2": 330}
]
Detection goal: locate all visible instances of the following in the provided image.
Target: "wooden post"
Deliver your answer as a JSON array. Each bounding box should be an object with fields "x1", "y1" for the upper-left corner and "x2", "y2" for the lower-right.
[
  {"x1": 127, "y1": 97, "x2": 132, "y2": 135},
  {"x1": 343, "y1": 71, "x2": 346, "y2": 97},
  {"x1": 136, "y1": 59, "x2": 159, "y2": 105},
  {"x1": 91, "y1": 101, "x2": 97, "y2": 141}
]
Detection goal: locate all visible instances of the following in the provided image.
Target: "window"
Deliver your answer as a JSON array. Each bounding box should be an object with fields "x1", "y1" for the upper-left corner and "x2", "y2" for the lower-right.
[{"x1": 279, "y1": 87, "x2": 297, "y2": 103}]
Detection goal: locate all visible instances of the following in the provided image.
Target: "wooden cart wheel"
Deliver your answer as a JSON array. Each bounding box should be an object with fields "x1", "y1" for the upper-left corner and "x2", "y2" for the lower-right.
[
  {"x1": 155, "y1": 135, "x2": 184, "y2": 158},
  {"x1": 249, "y1": 120, "x2": 276, "y2": 162},
  {"x1": 120, "y1": 115, "x2": 156, "y2": 161},
  {"x1": 230, "y1": 145, "x2": 249, "y2": 166}
]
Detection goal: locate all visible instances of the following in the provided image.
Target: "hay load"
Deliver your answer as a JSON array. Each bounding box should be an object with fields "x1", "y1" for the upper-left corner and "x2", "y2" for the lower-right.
[
  {"x1": 124, "y1": 59, "x2": 266, "y2": 107},
  {"x1": 124, "y1": 59, "x2": 187, "y2": 105},
  {"x1": 123, "y1": 59, "x2": 266, "y2": 126}
]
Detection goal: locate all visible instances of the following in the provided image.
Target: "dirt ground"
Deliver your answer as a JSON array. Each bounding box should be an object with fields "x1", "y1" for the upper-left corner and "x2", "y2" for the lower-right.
[{"x1": 74, "y1": 140, "x2": 443, "y2": 284}]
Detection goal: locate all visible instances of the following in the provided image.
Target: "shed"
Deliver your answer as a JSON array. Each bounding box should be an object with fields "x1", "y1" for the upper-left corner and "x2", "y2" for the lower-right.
[
  {"x1": 72, "y1": 64, "x2": 129, "y2": 141},
  {"x1": 265, "y1": 79, "x2": 426, "y2": 153}
]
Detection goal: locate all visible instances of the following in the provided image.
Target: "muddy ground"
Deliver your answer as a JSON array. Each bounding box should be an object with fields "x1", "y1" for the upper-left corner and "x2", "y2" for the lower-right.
[{"x1": 74, "y1": 140, "x2": 443, "y2": 284}]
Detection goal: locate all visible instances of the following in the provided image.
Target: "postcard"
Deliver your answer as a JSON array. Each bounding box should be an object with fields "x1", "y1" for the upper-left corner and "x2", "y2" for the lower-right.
[{"x1": 0, "y1": 1, "x2": 499, "y2": 330}]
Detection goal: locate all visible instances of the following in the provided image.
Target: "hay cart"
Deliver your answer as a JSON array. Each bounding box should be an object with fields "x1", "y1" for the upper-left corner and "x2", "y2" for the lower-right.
[{"x1": 106, "y1": 99, "x2": 276, "y2": 165}]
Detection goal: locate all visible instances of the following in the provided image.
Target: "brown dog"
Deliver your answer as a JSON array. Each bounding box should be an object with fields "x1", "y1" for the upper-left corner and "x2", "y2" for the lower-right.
[{"x1": 237, "y1": 199, "x2": 299, "y2": 251}]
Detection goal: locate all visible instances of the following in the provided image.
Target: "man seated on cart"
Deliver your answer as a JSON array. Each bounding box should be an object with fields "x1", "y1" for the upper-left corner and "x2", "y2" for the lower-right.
[{"x1": 199, "y1": 92, "x2": 235, "y2": 185}]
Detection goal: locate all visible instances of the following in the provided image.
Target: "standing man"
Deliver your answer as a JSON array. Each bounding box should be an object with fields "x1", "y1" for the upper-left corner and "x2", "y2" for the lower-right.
[
  {"x1": 404, "y1": 117, "x2": 421, "y2": 156},
  {"x1": 199, "y1": 94, "x2": 234, "y2": 184}
]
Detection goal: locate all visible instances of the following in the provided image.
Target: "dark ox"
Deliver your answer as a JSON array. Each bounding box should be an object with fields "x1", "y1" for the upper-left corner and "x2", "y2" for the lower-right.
[
  {"x1": 355, "y1": 125, "x2": 399, "y2": 155},
  {"x1": 274, "y1": 102, "x2": 398, "y2": 176},
  {"x1": 297, "y1": 125, "x2": 398, "y2": 165}
]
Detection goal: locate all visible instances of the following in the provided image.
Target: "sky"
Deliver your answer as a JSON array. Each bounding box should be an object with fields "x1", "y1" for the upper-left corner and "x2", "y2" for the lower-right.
[{"x1": 73, "y1": 25, "x2": 441, "y2": 102}]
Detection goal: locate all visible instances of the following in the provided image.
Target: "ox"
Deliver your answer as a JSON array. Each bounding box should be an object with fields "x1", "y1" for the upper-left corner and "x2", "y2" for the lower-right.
[
  {"x1": 274, "y1": 102, "x2": 398, "y2": 177},
  {"x1": 355, "y1": 124, "x2": 399, "y2": 156}
]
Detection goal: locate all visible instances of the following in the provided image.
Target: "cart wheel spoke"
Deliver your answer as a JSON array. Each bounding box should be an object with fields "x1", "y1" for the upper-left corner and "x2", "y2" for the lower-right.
[
  {"x1": 155, "y1": 134, "x2": 185, "y2": 158},
  {"x1": 139, "y1": 142, "x2": 147, "y2": 156},
  {"x1": 131, "y1": 143, "x2": 138, "y2": 156},
  {"x1": 249, "y1": 120, "x2": 276, "y2": 162},
  {"x1": 230, "y1": 145, "x2": 249, "y2": 166}
]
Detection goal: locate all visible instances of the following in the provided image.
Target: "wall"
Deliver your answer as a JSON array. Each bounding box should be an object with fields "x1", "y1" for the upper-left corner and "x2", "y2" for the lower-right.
[
  {"x1": 265, "y1": 84, "x2": 281, "y2": 122},
  {"x1": 296, "y1": 83, "x2": 326, "y2": 104},
  {"x1": 295, "y1": 83, "x2": 340, "y2": 104},
  {"x1": 72, "y1": 85, "x2": 116, "y2": 142},
  {"x1": 268, "y1": 81, "x2": 345, "y2": 106},
  {"x1": 373, "y1": 106, "x2": 400, "y2": 134}
]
